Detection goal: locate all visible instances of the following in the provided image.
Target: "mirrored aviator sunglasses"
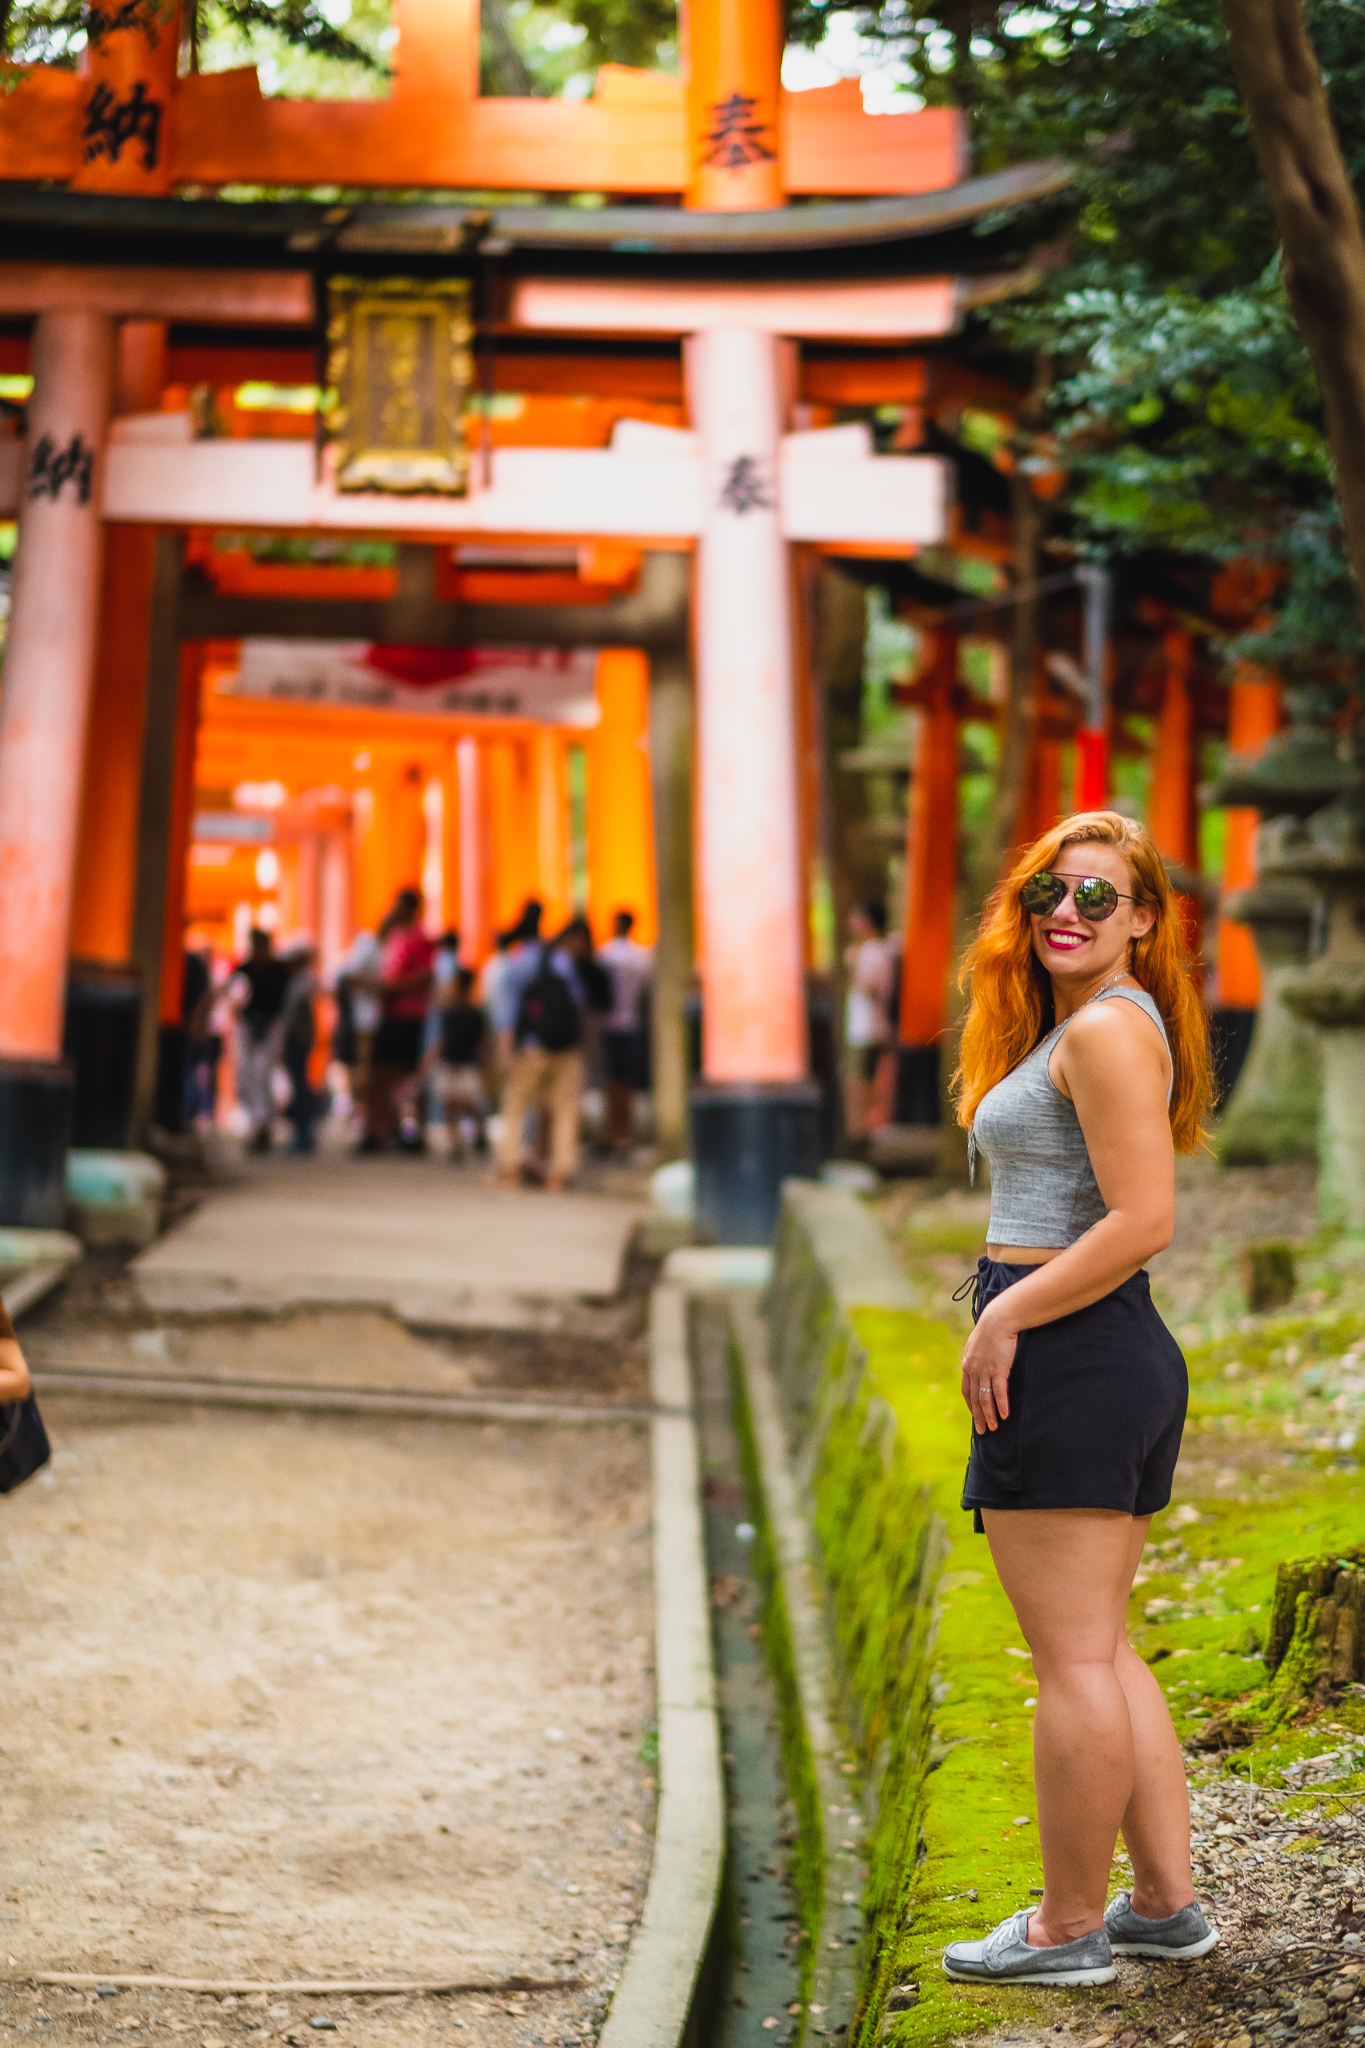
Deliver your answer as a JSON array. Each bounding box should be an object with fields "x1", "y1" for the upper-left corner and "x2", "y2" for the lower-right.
[{"x1": 1020, "y1": 870, "x2": 1124, "y2": 921}]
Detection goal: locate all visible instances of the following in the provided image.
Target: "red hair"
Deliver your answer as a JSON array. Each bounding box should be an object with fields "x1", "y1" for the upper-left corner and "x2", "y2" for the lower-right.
[{"x1": 952, "y1": 810, "x2": 1212, "y2": 1153}]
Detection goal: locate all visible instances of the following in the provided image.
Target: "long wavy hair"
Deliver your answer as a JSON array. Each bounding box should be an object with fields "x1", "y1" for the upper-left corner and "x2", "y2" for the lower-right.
[{"x1": 952, "y1": 810, "x2": 1212, "y2": 1153}]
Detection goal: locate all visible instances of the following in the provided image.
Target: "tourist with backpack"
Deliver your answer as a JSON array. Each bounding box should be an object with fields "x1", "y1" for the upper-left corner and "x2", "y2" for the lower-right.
[{"x1": 494, "y1": 903, "x2": 584, "y2": 1190}]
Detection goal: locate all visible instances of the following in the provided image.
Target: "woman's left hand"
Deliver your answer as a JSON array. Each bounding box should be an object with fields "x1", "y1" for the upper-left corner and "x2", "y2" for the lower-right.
[{"x1": 961, "y1": 1308, "x2": 1018, "y2": 1435}]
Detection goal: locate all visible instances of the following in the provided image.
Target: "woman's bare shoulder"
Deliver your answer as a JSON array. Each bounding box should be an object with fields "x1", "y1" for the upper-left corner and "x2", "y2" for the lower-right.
[{"x1": 1061, "y1": 993, "x2": 1169, "y2": 1076}]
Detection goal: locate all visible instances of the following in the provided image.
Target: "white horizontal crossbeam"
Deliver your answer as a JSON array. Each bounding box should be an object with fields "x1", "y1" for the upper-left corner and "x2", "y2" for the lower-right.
[{"x1": 0, "y1": 430, "x2": 947, "y2": 547}]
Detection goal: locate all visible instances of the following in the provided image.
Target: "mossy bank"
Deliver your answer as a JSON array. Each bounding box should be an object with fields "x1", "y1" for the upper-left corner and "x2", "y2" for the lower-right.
[{"x1": 762, "y1": 1186, "x2": 1365, "y2": 2048}]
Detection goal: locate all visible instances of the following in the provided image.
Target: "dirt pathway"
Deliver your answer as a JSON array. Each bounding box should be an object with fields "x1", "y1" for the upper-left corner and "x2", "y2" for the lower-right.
[{"x1": 0, "y1": 1389, "x2": 655, "y2": 2048}]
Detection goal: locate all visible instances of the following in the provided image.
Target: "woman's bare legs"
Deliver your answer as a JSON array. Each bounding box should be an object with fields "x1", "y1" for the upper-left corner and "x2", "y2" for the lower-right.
[
  {"x1": 982, "y1": 1508, "x2": 1194, "y2": 1948},
  {"x1": 1114, "y1": 1630, "x2": 1197, "y2": 1917}
]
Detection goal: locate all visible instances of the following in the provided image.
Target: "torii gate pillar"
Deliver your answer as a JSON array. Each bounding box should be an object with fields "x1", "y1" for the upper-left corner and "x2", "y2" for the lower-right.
[
  {"x1": 0, "y1": 311, "x2": 115, "y2": 1224},
  {"x1": 685, "y1": 331, "x2": 821, "y2": 1243},
  {"x1": 680, "y1": 0, "x2": 823, "y2": 1242}
]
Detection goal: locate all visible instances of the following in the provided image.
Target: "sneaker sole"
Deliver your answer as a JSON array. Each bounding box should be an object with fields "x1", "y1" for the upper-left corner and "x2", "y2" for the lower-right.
[
  {"x1": 1108, "y1": 1930, "x2": 1220, "y2": 1961},
  {"x1": 942, "y1": 1960, "x2": 1117, "y2": 1987}
]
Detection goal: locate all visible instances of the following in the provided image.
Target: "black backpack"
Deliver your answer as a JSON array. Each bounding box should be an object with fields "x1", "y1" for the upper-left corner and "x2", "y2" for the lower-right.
[{"x1": 515, "y1": 948, "x2": 582, "y2": 1052}]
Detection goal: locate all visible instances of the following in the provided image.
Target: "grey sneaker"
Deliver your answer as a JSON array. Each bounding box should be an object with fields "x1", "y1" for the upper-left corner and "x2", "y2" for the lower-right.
[
  {"x1": 943, "y1": 1909, "x2": 1116, "y2": 1986},
  {"x1": 1104, "y1": 1891, "x2": 1219, "y2": 1960}
]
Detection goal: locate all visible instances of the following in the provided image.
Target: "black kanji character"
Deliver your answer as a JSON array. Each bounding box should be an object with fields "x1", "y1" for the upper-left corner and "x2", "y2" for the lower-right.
[
  {"x1": 27, "y1": 433, "x2": 96, "y2": 506},
  {"x1": 699, "y1": 90, "x2": 776, "y2": 171},
  {"x1": 81, "y1": 79, "x2": 162, "y2": 171},
  {"x1": 717, "y1": 454, "x2": 773, "y2": 516}
]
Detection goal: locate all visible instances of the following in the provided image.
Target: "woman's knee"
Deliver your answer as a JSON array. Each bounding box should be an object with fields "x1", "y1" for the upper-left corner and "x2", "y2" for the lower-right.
[{"x1": 1029, "y1": 1635, "x2": 1126, "y2": 1685}]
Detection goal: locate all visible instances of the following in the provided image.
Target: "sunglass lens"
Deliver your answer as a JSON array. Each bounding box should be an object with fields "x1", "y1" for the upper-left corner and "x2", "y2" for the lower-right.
[
  {"x1": 1021, "y1": 872, "x2": 1065, "y2": 914},
  {"x1": 1073, "y1": 877, "x2": 1119, "y2": 919}
]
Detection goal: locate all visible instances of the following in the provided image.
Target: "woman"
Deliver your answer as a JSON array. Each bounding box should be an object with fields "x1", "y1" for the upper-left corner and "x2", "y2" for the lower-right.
[{"x1": 943, "y1": 810, "x2": 1218, "y2": 1989}]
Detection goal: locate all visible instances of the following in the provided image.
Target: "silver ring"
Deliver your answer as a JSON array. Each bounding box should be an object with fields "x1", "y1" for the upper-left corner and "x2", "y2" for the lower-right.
[{"x1": 979, "y1": 1385, "x2": 991, "y2": 1396}]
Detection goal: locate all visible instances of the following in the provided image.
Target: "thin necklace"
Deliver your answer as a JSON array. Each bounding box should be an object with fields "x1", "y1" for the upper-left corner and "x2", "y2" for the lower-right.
[
  {"x1": 1084, "y1": 967, "x2": 1133, "y2": 1006},
  {"x1": 1048, "y1": 965, "x2": 1131, "y2": 1033}
]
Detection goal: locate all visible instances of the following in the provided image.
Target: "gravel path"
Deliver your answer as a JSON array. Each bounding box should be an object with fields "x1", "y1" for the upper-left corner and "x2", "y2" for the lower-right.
[{"x1": 0, "y1": 1390, "x2": 655, "y2": 2048}]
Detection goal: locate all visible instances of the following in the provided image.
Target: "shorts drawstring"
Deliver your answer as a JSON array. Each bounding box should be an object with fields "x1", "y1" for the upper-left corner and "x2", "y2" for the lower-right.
[{"x1": 952, "y1": 1265, "x2": 986, "y2": 1322}]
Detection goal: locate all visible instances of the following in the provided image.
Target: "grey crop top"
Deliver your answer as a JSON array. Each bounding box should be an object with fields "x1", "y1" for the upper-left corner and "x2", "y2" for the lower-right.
[{"x1": 971, "y1": 985, "x2": 1172, "y2": 1249}]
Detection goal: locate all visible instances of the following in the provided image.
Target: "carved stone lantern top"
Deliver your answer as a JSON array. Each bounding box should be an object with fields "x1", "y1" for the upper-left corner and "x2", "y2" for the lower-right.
[{"x1": 1207, "y1": 723, "x2": 1350, "y2": 818}]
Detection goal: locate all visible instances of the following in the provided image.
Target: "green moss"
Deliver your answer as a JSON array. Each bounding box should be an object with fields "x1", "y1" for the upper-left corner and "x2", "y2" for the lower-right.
[{"x1": 775, "y1": 1278, "x2": 1365, "y2": 2048}]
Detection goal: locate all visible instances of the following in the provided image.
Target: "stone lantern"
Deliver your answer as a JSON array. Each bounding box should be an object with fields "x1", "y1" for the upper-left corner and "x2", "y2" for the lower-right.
[
  {"x1": 1209, "y1": 726, "x2": 1346, "y2": 1166},
  {"x1": 1270, "y1": 752, "x2": 1365, "y2": 1234}
]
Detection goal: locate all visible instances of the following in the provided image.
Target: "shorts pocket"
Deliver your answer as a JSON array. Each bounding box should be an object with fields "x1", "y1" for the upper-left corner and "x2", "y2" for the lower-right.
[{"x1": 970, "y1": 1331, "x2": 1028, "y2": 1495}]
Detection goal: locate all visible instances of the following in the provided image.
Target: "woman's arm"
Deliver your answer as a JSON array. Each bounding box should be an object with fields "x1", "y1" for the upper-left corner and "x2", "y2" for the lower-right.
[
  {"x1": 962, "y1": 1000, "x2": 1175, "y2": 1435},
  {"x1": 0, "y1": 1326, "x2": 31, "y2": 1403}
]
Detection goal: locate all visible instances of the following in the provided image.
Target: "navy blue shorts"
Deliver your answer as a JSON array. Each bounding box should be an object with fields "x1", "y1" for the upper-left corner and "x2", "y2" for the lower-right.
[{"x1": 961, "y1": 1257, "x2": 1187, "y2": 1532}]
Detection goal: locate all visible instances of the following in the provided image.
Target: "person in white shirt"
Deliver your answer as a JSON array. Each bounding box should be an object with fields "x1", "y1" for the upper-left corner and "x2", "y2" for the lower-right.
[
  {"x1": 844, "y1": 899, "x2": 893, "y2": 1147},
  {"x1": 597, "y1": 910, "x2": 653, "y2": 1154}
]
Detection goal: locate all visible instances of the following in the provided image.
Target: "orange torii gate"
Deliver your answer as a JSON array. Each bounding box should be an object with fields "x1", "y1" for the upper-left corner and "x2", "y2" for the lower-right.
[{"x1": 0, "y1": 0, "x2": 1062, "y2": 1236}]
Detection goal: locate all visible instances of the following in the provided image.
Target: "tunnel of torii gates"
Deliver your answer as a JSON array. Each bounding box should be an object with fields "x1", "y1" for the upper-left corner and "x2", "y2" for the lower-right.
[{"x1": 0, "y1": 0, "x2": 1272, "y2": 1240}]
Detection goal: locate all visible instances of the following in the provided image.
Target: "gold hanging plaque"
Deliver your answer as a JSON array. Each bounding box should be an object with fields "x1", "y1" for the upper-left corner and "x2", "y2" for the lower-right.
[{"x1": 327, "y1": 276, "x2": 473, "y2": 495}]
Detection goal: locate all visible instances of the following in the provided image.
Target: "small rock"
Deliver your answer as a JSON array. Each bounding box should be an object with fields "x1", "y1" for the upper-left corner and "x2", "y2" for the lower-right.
[
  {"x1": 1298, "y1": 2001, "x2": 1329, "y2": 2029},
  {"x1": 762, "y1": 2021, "x2": 779, "y2": 2032},
  {"x1": 1013, "y1": 1816, "x2": 1032, "y2": 1827},
  {"x1": 1331, "y1": 1984, "x2": 1359, "y2": 2006},
  {"x1": 96, "y1": 1987, "x2": 120, "y2": 1999},
  {"x1": 886, "y1": 1984, "x2": 919, "y2": 2013},
  {"x1": 1230, "y1": 2034, "x2": 1254, "y2": 2048},
  {"x1": 308, "y1": 2020, "x2": 337, "y2": 2032}
]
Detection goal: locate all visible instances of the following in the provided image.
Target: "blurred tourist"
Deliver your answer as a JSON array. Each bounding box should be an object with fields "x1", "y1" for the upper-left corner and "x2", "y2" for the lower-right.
[
  {"x1": 334, "y1": 924, "x2": 384, "y2": 1133},
  {"x1": 232, "y1": 927, "x2": 290, "y2": 1155},
  {"x1": 363, "y1": 889, "x2": 434, "y2": 1154},
  {"x1": 182, "y1": 940, "x2": 219, "y2": 1129},
  {"x1": 434, "y1": 965, "x2": 490, "y2": 1158},
  {"x1": 597, "y1": 910, "x2": 653, "y2": 1155},
  {"x1": 496, "y1": 911, "x2": 583, "y2": 1191},
  {"x1": 843, "y1": 899, "x2": 893, "y2": 1148},
  {"x1": 559, "y1": 915, "x2": 613, "y2": 1112},
  {"x1": 282, "y1": 941, "x2": 321, "y2": 1156}
]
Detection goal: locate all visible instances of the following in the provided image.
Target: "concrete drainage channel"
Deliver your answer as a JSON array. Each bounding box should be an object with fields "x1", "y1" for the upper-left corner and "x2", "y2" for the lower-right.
[{"x1": 642, "y1": 1248, "x2": 868, "y2": 2048}]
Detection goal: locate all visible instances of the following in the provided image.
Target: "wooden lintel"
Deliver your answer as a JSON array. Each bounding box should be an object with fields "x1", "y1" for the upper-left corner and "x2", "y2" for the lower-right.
[{"x1": 0, "y1": 265, "x2": 314, "y2": 325}]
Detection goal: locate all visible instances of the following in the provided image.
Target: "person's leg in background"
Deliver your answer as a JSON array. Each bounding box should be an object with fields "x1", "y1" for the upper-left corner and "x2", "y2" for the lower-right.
[
  {"x1": 498, "y1": 1046, "x2": 544, "y2": 1183},
  {"x1": 237, "y1": 1028, "x2": 273, "y2": 1153},
  {"x1": 284, "y1": 1042, "x2": 315, "y2": 1155},
  {"x1": 603, "y1": 1029, "x2": 634, "y2": 1152},
  {"x1": 843, "y1": 1045, "x2": 876, "y2": 1152},
  {"x1": 546, "y1": 1047, "x2": 583, "y2": 1189},
  {"x1": 983, "y1": 1508, "x2": 1192, "y2": 1946}
]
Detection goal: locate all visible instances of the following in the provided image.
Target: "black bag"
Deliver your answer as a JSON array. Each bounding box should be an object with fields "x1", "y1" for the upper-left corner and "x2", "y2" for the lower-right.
[
  {"x1": 515, "y1": 948, "x2": 582, "y2": 1053},
  {"x1": 0, "y1": 1395, "x2": 50, "y2": 1495}
]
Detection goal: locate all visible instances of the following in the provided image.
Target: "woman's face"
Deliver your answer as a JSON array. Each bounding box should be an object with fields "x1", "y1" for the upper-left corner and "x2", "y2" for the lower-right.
[{"x1": 1026, "y1": 841, "x2": 1154, "y2": 990}]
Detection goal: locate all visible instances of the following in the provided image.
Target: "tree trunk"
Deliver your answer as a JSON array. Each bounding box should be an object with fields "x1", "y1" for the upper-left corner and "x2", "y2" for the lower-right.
[
  {"x1": 1218, "y1": 0, "x2": 1365, "y2": 606},
  {"x1": 481, "y1": 0, "x2": 536, "y2": 95},
  {"x1": 976, "y1": 357, "x2": 1051, "y2": 897}
]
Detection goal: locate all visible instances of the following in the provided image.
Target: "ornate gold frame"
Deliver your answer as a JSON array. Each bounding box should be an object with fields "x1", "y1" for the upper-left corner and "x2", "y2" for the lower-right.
[{"x1": 326, "y1": 276, "x2": 473, "y2": 496}]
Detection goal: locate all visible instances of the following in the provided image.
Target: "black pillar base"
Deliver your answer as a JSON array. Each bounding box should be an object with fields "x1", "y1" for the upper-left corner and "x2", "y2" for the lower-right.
[
  {"x1": 1210, "y1": 1006, "x2": 1257, "y2": 1107},
  {"x1": 63, "y1": 963, "x2": 142, "y2": 1151},
  {"x1": 894, "y1": 1043, "x2": 941, "y2": 1126},
  {"x1": 0, "y1": 1057, "x2": 74, "y2": 1228},
  {"x1": 155, "y1": 1023, "x2": 190, "y2": 1135},
  {"x1": 690, "y1": 1080, "x2": 823, "y2": 1247}
]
